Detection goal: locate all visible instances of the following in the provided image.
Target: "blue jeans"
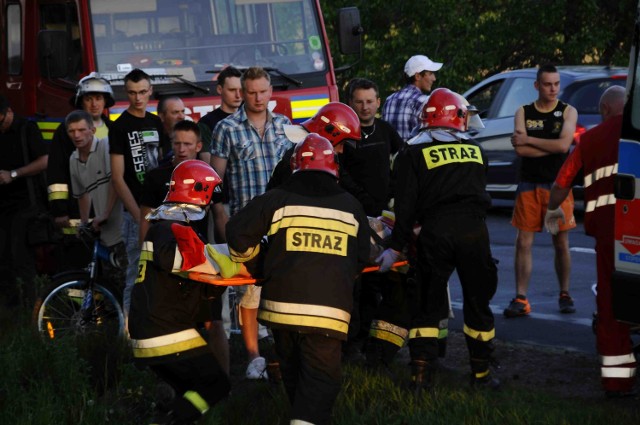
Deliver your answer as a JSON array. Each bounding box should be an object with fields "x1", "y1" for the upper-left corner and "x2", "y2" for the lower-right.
[{"x1": 121, "y1": 210, "x2": 140, "y2": 318}]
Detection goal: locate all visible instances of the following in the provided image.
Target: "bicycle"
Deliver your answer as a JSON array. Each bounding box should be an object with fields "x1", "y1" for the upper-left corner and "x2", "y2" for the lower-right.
[{"x1": 33, "y1": 224, "x2": 126, "y2": 340}]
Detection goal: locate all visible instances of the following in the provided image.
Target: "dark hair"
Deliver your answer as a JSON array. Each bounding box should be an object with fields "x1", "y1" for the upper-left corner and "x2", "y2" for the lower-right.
[
  {"x1": 347, "y1": 78, "x2": 379, "y2": 100},
  {"x1": 65, "y1": 109, "x2": 94, "y2": 128},
  {"x1": 157, "y1": 96, "x2": 182, "y2": 114},
  {"x1": 124, "y1": 68, "x2": 152, "y2": 85},
  {"x1": 536, "y1": 63, "x2": 558, "y2": 82},
  {"x1": 241, "y1": 66, "x2": 270, "y2": 89},
  {"x1": 172, "y1": 120, "x2": 201, "y2": 141},
  {"x1": 218, "y1": 66, "x2": 242, "y2": 87},
  {"x1": 0, "y1": 94, "x2": 10, "y2": 114}
]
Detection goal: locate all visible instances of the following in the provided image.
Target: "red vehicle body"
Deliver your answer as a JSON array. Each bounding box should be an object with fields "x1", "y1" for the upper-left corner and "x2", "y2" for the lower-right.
[{"x1": 0, "y1": 0, "x2": 361, "y2": 139}]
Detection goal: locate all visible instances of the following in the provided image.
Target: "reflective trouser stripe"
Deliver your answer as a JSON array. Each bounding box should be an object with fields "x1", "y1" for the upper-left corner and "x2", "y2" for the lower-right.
[
  {"x1": 48, "y1": 184, "x2": 69, "y2": 201},
  {"x1": 290, "y1": 420, "x2": 315, "y2": 425},
  {"x1": 369, "y1": 320, "x2": 408, "y2": 348},
  {"x1": 463, "y1": 324, "x2": 495, "y2": 341},
  {"x1": 601, "y1": 367, "x2": 637, "y2": 379},
  {"x1": 601, "y1": 353, "x2": 636, "y2": 366},
  {"x1": 183, "y1": 390, "x2": 209, "y2": 414},
  {"x1": 439, "y1": 328, "x2": 448, "y2": 339},
  {"x1": 131, "y1": 329, "x2": 207, "y2": 358},
  {"x1": 259, "y1": 310, "x2": 349, "y2": 335},
  {"x1": 408, "y1": 327, "x2": 439, "y2": 339},
  {"x1": 475, "y1": 369, "x2": 490, "y2": 379}
]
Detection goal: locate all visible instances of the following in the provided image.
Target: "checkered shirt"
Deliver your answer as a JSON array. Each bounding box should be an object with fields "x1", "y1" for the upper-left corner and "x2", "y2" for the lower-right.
[
  {"x1": 382, "y1": 85, "x2": 429, "y2": 141},
  {"x1": 211, "y1": 106, "x2": 292, "y2": 215}
]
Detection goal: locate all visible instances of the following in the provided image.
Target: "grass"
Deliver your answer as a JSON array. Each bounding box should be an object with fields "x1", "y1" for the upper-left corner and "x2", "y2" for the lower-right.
[{"x1": 1, "y1": 293, "x2": 639, "y2": 425}]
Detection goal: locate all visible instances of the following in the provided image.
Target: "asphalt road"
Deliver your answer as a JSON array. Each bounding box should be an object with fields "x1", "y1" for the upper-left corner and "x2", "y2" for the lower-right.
[{"x1": 446, "y1": 199, "x2": 606, "y2": 355}]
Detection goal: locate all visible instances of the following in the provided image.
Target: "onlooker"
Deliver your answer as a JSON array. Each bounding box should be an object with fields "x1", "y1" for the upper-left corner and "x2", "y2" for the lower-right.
[
  {"x1": 0, "y1": 94, "x2": 49, "y2": 304},
  {"x1": 47, "y1": 72, "x2": 115, "y2": 271},
  {"x1": 109, "y1": 68, "x2": 165, "y2": 318},
  {"x1": 504, "y1": 63, "x2": 578, "y2": 318},
  {"x1": 218, "y1": 134, "x2": 370, "y2": 425},
  {"x1": 66, "y1": 110, "x2": 126, "y2": 290},
  {"x1": 198, "y1": 66, "x2": 243, "y2": 165},
  {"x1": 545, "y1": 86, "x2": 636, "y2": 397},
  {"x1": 129, "y1": 160, "x2": 229, "y2": 425},
  {"x1": 157, "y1": 95, "x2": 185, "y2": 158},
  {"x1": 210, "y1": 66, "x2": 293, "y2": 379},
  {"x1": 382, "y1": 54, "x2": 443, "y2": 140},
  {"x1": 343, "y1": 77, "x2": 403, "y2": 364},
  {"x1": 138, "y1": 120, "x2": 230, "y2": 375},
  {"x1": 377, "y1": 88, "x2": 499, "y2": 391}
]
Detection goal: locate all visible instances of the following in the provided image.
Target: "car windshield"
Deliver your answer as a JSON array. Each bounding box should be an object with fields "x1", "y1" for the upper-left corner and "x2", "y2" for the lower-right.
[
  {"x1": 88, "y1": 0, "x2": 327, "y2": 84},
  {"x1": 562, "y1": 79, "x2": 627, "y2": 115}
]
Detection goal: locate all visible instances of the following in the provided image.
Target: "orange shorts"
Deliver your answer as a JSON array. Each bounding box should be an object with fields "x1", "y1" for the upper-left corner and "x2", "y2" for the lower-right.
[{"x1": 511, "y1": 182, "x2": 576, "y2": 232}]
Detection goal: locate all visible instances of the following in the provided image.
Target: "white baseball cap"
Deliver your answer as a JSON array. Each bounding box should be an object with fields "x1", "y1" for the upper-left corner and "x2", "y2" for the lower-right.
[{"x1": 404, "y1": 55, "x2": 443, "y2": 77}]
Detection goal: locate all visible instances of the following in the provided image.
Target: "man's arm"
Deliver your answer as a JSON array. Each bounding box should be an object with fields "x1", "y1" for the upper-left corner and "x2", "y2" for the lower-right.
[
  {"x1": 212, "y1": 202, "x2": 228, "y2": 243},
  {"x1": 513, "y1": 105, "x2": 578, "y2": 155},
  {"x1": 110, "y1": 153, "x2": 140, "y2": 222},
  {"x1": 210, "y1": 156, "x2": 227, "y2": 180},
  {"x1": 78, "y1": 193, "x2": 92, "y2": 224},
  {"x1": 139, "y1": 205, "x2": 153, "y2": 245}
]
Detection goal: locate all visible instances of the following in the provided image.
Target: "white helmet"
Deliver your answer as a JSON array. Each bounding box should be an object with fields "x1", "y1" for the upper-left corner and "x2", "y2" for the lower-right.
[{"x1": 71, "y1": 72, "x2": 115, "y2": 108}]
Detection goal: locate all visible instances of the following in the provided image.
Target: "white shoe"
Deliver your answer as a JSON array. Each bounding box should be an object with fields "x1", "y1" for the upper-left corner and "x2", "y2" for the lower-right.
[{"x1": 246, "y1": 356, "x2": 268, "y2": 380}]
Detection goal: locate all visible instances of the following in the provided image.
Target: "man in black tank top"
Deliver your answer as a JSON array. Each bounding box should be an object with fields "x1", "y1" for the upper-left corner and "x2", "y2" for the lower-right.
[{"x1": 504, "y1": 64, "x2": 578, "y2": 318}]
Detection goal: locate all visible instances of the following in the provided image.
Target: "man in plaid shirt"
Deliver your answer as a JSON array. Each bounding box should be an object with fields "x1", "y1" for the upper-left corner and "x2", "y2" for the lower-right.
[
  {"x1": 210, "y1": 66, "x2": 293, "y2": 381},
  {"x1": 382, "y1": 55, "x2": 443, "y2": 141}
]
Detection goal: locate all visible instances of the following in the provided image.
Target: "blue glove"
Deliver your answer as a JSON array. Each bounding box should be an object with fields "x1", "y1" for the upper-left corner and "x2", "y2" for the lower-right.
[{"x1": 375, "y1": 248, "x2": 400, "y2": 273}]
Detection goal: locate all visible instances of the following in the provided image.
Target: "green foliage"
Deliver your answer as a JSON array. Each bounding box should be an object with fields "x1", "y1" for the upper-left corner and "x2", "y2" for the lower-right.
[{"x1": 322, "y1": 0, "x2": 635, "y2": 101}]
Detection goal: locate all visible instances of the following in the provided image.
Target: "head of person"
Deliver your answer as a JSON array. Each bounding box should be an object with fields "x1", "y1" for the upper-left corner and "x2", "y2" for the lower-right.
[
  {"x1": 420, "y1": 88, "x2": 477, "y2": 133},
  {"x1": 216, "y1": 66, "x2": 243, "y2": 112},
  {"x1": 149, "y1": 159, "x2": 223, "y2": 222},
  {"x1": 241, "y1": 67, "x2": 272, "y2": 114},
  {"x1": 158, "y1": 96, "x2": 186, "y2": 134},
  {"x1": 347, "y1": 78, "x2": 380, "y2": 127},
  {"x1": 124, "y1": 68, "x2": 153, "y2": 115},
  {"x1": 290, "y1": 133, "x2": 338, "y2": 178},
  {"x1": 70, "y1": 72, "x2": 115, "y2": 121},
  {"x1": 171, "y1": 120, "x2": 203, "y2": 164},
  {"x1": 599, "y1": 85, "x2": 626, "y2": 121},
  {"x1": 284, "y1": 102, "x2": 361, "y2": 154},
  {"x1": 0, "y1": 94, "x2": 14, "y2": 132},
  {"x1": 534, "y1": 63, "x2": 560, "y2": 103},
  {"x1": 65, "y1": 109, "x2": 96, "y2": 151},
  {"x1": 404, "y1": 55, "x2": 443, "y2": 94}
]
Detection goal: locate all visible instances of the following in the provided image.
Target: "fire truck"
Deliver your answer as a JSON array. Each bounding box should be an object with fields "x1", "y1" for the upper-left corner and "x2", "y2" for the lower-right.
[
  {"x1": 0, "y1": 0, "x2": 362, "y2": 139},
  {"x1": 613, "y1": 1, "x2": 640, "y2": 325}
]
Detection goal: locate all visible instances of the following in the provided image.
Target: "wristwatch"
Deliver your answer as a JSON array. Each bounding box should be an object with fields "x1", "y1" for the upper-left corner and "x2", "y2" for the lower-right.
[{"x1": 10, "y1": 170, "x2": 17, "y2": 179}]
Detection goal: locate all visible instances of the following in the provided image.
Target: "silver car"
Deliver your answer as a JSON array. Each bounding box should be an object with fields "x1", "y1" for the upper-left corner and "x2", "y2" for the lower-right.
[{"x1": 463, "y1": 66, "x2": 627, "y2": 199}]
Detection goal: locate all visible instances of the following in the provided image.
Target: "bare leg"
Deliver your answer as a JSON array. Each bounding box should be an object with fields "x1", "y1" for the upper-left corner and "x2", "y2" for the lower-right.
[
  {"x1": 514, "y1": 230, "x2": 535, "y2": 296},
  {"x1": 552, "y1": 230, "x2": 571, "y2": 293},
  {"x1": 240, "y1": 306, "x2": 261, "y2": 361}
]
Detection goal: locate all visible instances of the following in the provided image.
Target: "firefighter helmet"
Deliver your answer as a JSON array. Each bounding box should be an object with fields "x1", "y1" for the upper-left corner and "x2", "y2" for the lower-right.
[
  {"x1": 300, "y1": 102, "x2": 361, "y2": 147},
  {"x1": 421, "y1": 88, "x2": 469, "y2": 132},
  {"x1": 71, "y1": 72, "x2": 115, "y2": 108},
  {"x1": 290, "y1": 133, "x2": 338, "y2": 178},
  {"x1": 164, "y1": 160, "x2": 222, "y2": 206}
]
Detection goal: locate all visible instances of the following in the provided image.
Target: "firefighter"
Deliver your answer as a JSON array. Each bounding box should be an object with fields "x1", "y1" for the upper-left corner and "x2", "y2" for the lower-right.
[
  {"x1": 211, "y1": 134, "x2": 371, "y2": 425},
  {"x1": 377, "y1": 88, "x2": 499, "y2": 391},
  {"x1": 128, "y1": 160, "x2": 230, "y2": 425}
]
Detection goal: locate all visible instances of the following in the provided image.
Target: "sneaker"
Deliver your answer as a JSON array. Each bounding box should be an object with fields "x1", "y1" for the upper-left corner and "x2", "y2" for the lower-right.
[
  {"x1": 503, "y1": 295, "x2": 531, "y2": 318},
  {"x1": 245, "y1": 356, "x2": 268, "y2": 380},
  {"x1": 559, "y1": 292, "x2": 576, "y2": 314}
]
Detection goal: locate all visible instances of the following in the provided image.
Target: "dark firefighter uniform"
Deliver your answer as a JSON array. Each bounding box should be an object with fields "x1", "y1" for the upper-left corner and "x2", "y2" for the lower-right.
[
  {"x1": 129, "y1": 220, "x2": 229, "y2": 424},
  {"x1": 389, "y1": 131, "x2": 498, "y2": 385},
  {"x1": 226, "y1": 171, "x2": 371, "y2": 425}
]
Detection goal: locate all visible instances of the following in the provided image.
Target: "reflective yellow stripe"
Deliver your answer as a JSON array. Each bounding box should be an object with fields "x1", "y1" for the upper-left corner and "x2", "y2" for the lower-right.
[
  {"x1": 601, "y1": 353, "x2": 637, "y2": 366},
  {"x1": 269, "y1": 205, "x2": 359, "y2": 237},
  {"x1": 408, "y1": 327, "x2": 439, "y2": 339},
  {"x1": 261, "y1": 299, "x2": 350, "y2": 322},
  {"x1": 48, "y1": 191, "x2": 69, "y2": 201},
  {"x1": 584, "y1": 163, "x2": 617, "y2": 188},
  {"x1": 601, "y1": 366, "x2": 637, "y2": 378},
  {"x1": 475, "y1": 369, "x2": 490, "y2": 379},
  {"x1": 438, "y1": 328, "x2": 448, "y2": 339},
  {"x1": 140, "y1": 241, "x2": 154, "y2": 261},
  {"x1": 369, "y1": 328, "x2": 406, "y2": 348},
  {"x1": 463, "y1": 324, "x2": 495, "y2": 341},
  {"x1": 229, "y1": 243, "x2": 260, "y2": 262},
  {"x1": 62, "y1": 227, "x2": 77, "y2": 235},
  {"x1": 48, "y1": 184, "x2": 69, "y2": 201},
  {"x1": 183, "y1": 390, "x2": 209, "y2": 414},
  {"x1": 259, "y1": 310, "x2": 349, "y2": 335},
  {"x1": 131, "y1": 329, "x2": 207, "y2": 358}
]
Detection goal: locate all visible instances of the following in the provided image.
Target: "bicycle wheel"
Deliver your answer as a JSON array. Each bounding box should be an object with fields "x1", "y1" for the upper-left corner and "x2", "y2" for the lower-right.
[{"x1": 33, "y1": 273, "x2": 126, "y2": 340}]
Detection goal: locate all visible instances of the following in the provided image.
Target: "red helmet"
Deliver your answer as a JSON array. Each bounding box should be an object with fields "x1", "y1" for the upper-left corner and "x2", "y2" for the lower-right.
[
  {"x1": 421, "y1": 88, "x2": 469, "y2": 132},
  {"x1": 301, "y1": 102, "x2": 361, "y2": 147},
  {"x1": 290, "y1": 133, "x2": 338, "y2": 178},
  {"x1": 164, "y1": 160, "x2": 222, "y2": 206}
]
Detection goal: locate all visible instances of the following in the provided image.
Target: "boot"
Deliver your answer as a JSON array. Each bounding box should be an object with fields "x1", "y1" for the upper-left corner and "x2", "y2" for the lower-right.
[{"x1": 410, "y1": 359, "x2": 434, "y2": 396}]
